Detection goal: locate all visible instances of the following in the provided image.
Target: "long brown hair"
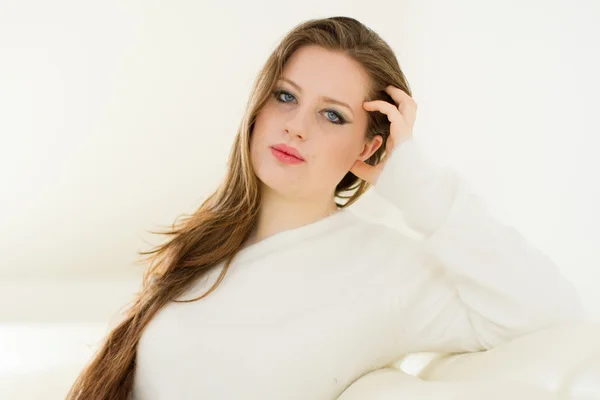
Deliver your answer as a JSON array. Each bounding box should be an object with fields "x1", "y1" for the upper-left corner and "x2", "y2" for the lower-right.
[{"x1": 65, "y1": 16, "x2": 412, "y2": 399}]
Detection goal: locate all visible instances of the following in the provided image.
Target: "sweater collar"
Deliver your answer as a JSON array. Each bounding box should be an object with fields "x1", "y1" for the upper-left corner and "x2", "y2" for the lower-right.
[{"x1": 232, "y1": 207, "x2": 356, "y2": 264}]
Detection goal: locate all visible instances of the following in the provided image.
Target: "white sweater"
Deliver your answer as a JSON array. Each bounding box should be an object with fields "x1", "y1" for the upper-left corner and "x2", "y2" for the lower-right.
[{"x1": 131, "y1": 138, "x2": 584, "y2": 400}]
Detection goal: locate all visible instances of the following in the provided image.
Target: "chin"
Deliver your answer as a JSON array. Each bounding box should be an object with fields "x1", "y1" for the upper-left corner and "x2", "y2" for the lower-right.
[
  {"x1": 255, "y1": 169, "x2": 305, "y2": 198},
  {"x1": 258, "y1": 171, "x2": 295, "y2": 192}
]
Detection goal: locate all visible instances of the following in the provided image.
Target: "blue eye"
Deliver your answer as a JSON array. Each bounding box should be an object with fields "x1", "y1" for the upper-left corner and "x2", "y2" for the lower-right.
[
  {"x1": 272, "y1": 89, "x2": 347, "y2": 126},
  {"x1": 324, "y1": 110, "x2": 345, "y2": 125},
  {"x1": 273, "y1": 90, "x2": 296, "y2": 104}
]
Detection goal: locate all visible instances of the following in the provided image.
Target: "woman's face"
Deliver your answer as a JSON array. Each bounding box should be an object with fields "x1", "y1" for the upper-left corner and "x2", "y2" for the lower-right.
[{"x1": 250, "y1": 45, "x2": 382, "y2": 203}]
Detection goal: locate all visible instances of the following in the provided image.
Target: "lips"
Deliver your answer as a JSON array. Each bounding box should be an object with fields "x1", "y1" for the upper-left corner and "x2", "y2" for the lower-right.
[{"x1": 270, "y1": 143, "x2": 305, "y2": 161}]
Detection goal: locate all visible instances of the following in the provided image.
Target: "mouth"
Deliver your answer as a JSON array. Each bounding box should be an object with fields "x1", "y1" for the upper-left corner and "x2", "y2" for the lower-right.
[
  {"x1": 270, "y1": 146, "x2": 305, "y2": 164},
  {"x1": 270, "y1": 144, "x2": 305, "y2": 161},
  {"x1": 273, "y1": 148, "x2": 301, "y2": 159}
]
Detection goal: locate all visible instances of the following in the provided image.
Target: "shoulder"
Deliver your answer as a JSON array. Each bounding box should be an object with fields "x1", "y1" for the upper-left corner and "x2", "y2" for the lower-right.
[{"x1": 343, "y1": 207, "x2": 423, "y2": 255}]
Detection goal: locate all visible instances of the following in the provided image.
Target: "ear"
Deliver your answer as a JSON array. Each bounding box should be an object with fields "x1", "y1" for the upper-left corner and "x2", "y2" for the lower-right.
[{"x1": 358, "y1": 135, "x2": 383, "y2": 162}]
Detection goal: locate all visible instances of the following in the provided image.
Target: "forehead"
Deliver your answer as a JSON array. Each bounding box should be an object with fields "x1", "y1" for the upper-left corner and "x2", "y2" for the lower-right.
[{"x1": 280, "y1": 45, "x2": 370, "y2": 103}]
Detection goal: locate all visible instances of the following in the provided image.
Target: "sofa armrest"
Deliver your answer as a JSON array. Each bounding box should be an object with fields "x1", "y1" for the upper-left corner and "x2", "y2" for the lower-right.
[
  {"x1": 394, "y1": 322, "x2": 600, "y2": 397},
  {"x1": 338, "y1": 323, "x2": 600, "y2": 400},
  {"x1": 337, "y1": 367, "x2": 556, "y2": 400},
  {"x1": 562, "y1": 353, "x2": 600, "y2": 399}
]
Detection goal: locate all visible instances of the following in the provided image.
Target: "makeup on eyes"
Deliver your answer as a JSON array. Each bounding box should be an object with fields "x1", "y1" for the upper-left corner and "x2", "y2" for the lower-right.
[
  {"x1": 276, "y1": 77, "x2": 355, "y2": 120},
  {"x1": 272, "y1": 87, "x2": 351, "y2": 126}
]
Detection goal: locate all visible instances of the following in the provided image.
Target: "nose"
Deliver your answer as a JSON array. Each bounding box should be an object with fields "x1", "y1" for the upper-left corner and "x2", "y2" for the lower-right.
[{"x1": 284, "y1": 107, "x2": 309, "y2": 140}]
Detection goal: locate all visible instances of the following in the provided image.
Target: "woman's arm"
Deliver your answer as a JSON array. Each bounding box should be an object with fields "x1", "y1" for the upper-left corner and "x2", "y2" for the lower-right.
[{"x1": 374, "y1": 137, "x2": 585, "y2": 353}]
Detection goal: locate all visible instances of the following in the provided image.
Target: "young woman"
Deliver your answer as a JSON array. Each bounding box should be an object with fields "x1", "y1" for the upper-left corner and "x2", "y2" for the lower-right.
[{"x1": 66, "y1": 16, "x2": 584, "y2": 399}]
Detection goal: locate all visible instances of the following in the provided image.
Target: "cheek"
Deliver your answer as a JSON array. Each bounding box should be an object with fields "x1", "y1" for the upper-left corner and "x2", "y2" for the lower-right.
[
  {"x1": 316, "y1": 137, "x2": 361, "y2": 176},
  {"x1": 250, "y1": 114, "x2": 270, "y2": 155},
  {"x1": 249, "y1": 132, "x2": 267, "y2": 175},
  {"x1": 249, "y1": 130, "x2": 265, "y2": 174}
]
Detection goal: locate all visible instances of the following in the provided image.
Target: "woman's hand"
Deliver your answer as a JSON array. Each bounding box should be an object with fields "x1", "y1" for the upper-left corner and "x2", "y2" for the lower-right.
[{"x1": 350, "y1": 85, "x2": 417, "y2": 185}]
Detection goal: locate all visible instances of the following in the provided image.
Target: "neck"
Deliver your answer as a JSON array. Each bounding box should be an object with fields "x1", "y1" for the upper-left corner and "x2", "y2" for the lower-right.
[{"x1": 245, "y1": 184, "x2": 340, "y2": 248}]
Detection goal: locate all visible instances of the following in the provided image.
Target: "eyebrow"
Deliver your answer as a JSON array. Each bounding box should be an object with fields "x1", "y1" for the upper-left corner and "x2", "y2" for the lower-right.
[{"x1": 277, "y1": 76, "x2": 354, "y2": 118}]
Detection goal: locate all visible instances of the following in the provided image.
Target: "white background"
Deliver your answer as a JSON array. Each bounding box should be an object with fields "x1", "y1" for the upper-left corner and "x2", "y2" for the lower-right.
[{"x1": 1, "y1": 0, "x2": 599, "y2": 398}]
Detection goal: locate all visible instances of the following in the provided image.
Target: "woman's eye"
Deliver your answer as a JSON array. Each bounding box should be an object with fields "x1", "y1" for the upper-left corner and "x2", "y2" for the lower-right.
[
  {"x1": 272, "y1": 89, "x2": 347, "y2": 126},
  {"x1": 273, "y1": 90, "x2": 296, "y2": 103},
  {"x1": 324, "y1": 110, "x2": 345, "y2": 125}
]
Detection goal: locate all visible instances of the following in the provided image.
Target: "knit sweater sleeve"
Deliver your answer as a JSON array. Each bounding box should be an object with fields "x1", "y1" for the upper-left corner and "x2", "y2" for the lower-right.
[{"x1": 372, "y1": 137, "x2": 585, "y2": 353}]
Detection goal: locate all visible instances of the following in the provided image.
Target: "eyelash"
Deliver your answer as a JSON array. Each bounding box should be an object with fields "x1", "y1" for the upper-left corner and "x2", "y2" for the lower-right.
[{"x1": 271, "y1": 89, "x2": 347, "y2": 125}]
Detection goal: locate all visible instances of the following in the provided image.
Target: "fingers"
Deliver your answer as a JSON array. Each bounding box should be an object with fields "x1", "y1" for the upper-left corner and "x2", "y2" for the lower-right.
[
  {"x1": 360, "y1": 86, "x2": 416, "y2": 178},
  {"x1": 385, "y1": 85, "x2": 418, "y2": 128},
  {"x1": 363, "y1": 100, "x2": 403, "y2": 124},
  {"x1": 384, "y1": 85, "x2": 416, "y2": 108},
  {"x1": 363, "y1": 86, "x2": 416, "y2": 148}
]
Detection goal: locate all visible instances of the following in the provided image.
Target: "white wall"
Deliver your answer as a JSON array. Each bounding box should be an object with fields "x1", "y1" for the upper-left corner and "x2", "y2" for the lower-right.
[{"x1": 1, "y1": 0, "x2": 599, "y2": 398}]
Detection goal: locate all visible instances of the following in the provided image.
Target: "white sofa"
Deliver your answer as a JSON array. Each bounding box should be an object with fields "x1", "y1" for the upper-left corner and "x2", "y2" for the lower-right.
[
  {"x1": 339, "y1": 322, "x2": 600, "y2": 399},
  {"x1": 2, "y1": 322, "x2": 598, "y2": 399}
]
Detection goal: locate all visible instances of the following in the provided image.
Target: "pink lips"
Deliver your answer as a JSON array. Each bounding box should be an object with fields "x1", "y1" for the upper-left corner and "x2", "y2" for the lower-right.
[{"x1": 270, "y1": 143, "x2": 305, "y2": 164}]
